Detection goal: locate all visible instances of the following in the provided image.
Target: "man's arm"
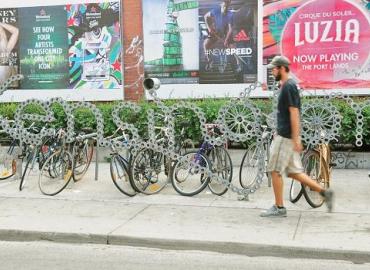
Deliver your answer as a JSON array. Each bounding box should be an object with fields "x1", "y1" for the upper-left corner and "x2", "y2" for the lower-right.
[{"x1": 289, "y1": 106, "x2": 303, "y2": 152}]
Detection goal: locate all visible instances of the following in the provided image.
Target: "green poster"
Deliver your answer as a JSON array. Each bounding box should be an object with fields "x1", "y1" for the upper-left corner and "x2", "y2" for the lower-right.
[{"x1": 19, "y1": 6, "x2": 68, "y2": 89}]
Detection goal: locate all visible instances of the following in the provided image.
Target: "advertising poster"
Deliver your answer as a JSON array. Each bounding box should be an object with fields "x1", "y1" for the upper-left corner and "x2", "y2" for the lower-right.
[
  {"x1": 143, "y1": 0, "x2": 199, "y2": 84},
  {"x1": 19, "y1": 6, "x2": 69, "y2": 89},
  {"x1": 0, "y1": 8, "x2": 20, "y2": 88},
  {"x1": 199, "y1": 0, "x2": 258, "y2": 84},
  {"x1": 68, "y1": 2, "x2": 122, "y2": 89},
  {"x1": 263, "y1": 0, "x2": 370, "y2": 89}
]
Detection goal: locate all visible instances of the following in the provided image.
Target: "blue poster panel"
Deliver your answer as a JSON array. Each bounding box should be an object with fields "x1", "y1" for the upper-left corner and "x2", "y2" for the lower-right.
[{"x1": 199, "y1": 0, "x2": 258, "y2": 84}]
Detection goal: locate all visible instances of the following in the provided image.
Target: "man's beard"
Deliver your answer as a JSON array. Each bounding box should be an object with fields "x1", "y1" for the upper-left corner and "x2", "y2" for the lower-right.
[{"x1": 275, "y1": 73, "x2": 282, "y2": 82}]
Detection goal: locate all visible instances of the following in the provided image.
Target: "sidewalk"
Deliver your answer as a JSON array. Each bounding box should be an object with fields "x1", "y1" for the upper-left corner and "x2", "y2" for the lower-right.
[{"x1": 0, "y1": 163, "x2": 370, "y2": 263}]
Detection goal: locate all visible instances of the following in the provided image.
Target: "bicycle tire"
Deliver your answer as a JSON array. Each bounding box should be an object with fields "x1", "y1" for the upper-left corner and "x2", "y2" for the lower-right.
[
  {"x1": 289, "y1": 179, "x2": 304, "y2": 203},
  {"x1": 38, "y1": 150, "x2": 74, "y2": 196},
  {"x1": 0, "y1": 146, "x2": 16, "y2": 181},
  {"x1": 110, "y1": 155, "x2": 137, "y2": 197},
  {"x1": 302, "y1": 150, "x2": 329, "y2": 208},
  {"x1": 289, "y1": 150, "x2": 316, "y2": 203},
  {"x1": 265, "y1": 141, "x2": 272, "y2": 187},
  {"x1": 207, "y1": 146, "x2": 232, "y2": 196},
  {"x1": 239, "y1": 143, "x2": 260, "y2": 189},
  {"x1": 19, "y1": 148, "x2": 37, "y2": 191},
  {"x1": 170, "y1": 151, "x2": 211, "y2": 196},
  {"x1": 72, "y1": 140, "x2": 94, "y2": 182},
  {"x1": 19, "y1": 151, "x2": 35, "y2": 191},
  {"x1": 129, "y1": 148, "x2": 168, "y2": 195}
]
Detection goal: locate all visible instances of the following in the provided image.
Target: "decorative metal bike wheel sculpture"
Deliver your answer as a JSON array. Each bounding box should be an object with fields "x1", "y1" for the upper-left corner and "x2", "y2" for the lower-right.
[{"x1": 301, "y1": 99, "x2": 342, "y2": 147}]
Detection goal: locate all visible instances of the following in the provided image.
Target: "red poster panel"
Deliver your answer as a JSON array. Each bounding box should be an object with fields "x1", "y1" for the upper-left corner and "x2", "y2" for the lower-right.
[{"x1": 263, "y1": 0, "x2": 370, "y2": 90}]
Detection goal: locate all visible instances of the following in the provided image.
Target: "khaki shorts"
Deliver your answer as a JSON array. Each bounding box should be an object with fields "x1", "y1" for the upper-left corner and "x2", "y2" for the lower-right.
[{"x1": 267, "y1": 135, "x2": 304, "y2": 175}]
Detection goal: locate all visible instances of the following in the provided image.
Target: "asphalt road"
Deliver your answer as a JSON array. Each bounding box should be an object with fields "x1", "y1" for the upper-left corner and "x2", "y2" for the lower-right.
[{"x1": 0, "y1": 241, "x2": 369, "y2": 270}]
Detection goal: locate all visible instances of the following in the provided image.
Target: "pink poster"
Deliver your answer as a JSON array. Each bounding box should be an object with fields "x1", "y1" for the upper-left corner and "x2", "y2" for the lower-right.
[{"x1": 263, "y1": 0, "x2": 370, "y2": 89}]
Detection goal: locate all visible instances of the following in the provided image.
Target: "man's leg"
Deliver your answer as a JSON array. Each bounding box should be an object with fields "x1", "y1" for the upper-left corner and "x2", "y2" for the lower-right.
[
  {"x1": 287, "y1": 172, "x2": 323, "y2": 192},
  {"x1": 261, "y1": 171, "x2": 287, "y2": 217},
  {"x1": 288, "y1": 172, "x2": 334, "y2": 212},
  {"x1": 261, "y1": 135, "x2": 288, "y2": 217},
  {"x1": 271, "y1": 171, "x2": 284, "y2": 206}
]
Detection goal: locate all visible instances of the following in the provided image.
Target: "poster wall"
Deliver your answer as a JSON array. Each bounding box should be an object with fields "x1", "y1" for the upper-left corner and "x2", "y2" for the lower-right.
[
  {"x1": 263, "y1": 0, "x2": 370, "y2": 89},
  {"x1": 0, "y1": 0, "x2": 123, "y2": 102},
  {"x1": 143, "y1": 0, "x2": 199, "y2": 84}
]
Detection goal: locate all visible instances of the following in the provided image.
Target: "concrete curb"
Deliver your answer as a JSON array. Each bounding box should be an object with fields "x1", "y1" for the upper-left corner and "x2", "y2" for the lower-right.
[
  {"x1": 0, "y1": 229, "x2": 107, "y2": 245},
  {"x1": 1, "y1": 229, "x2": 369, "y2": 264}
]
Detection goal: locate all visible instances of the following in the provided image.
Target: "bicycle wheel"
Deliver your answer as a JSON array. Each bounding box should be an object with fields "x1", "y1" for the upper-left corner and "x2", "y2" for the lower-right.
[
  {"x1": 170, "y1": 151, "x2": 211, "y2": 196},
  {"x1": 129, "y1": 148, "x2": 168, "y2": 195},
  {"x1": 19, "y1": 150, "x2": 37, "y2": 191},
  {"x1": 207, "y1": 146, "x2": 232, "y2": 196},
  {"x1": 110, "y1": 155, "x2": 136, "y2": 197},
  {"x1": 72, "y1": 140, "x2": 94, "y2": 182},
  {"x1": 265, "y1": 141, "x2": 272, "y2": 187},
  {"x1": 289, "y1": 179, "x2": 304, "y2": 203},
  {"x1": 289, "y1": 151, "x2": 311, "y2": 203},
  {"x1": 302, "y1": 150, "x2": 329, "y2": 208},
  {"x1": 0, "y1": 145, "x2": 16, "y2": 181},
  {"x1": 38, "y1": 150, "x2": 73, "y2": 196},
  {"x1": 239, "y1": 143, "x2": 260, "y2": 189}
]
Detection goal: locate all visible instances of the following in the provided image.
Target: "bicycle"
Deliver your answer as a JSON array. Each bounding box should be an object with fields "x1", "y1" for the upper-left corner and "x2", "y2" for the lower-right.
[
  {"x1": 129, "y1": 117, "x2": 194, "y2": 195},
  {"x1": 38, "y1": 129, "x2": 74, "y2": 196},
  {"x1": 199, "y1": 124, "x2": 232, "y2": 196},
  {"x1": 289, "y1": 143, "x2": 333, "y2": 208},
  {"x1": 0, "y1": 120, "x2": 38, "y2": 182},
  {"x1": 239, "y1": 124, "x2": 272, "y2": 190},
  {"x1": 170, "y1": 123, "x2": 231, "y2": 197},
  {"x1": 0, "y1": 128, "x2": 17, "y2": 181},
  {"x1": 70, "y1": 128, "x2": 96, "y2": 182},
  {"x1": 108, "y1": 128, "x2": 137, "y2": 197},
  {"x1": 170, "y1": 150, "x2": 212, "y2": 196},
  {"x1": 19, "y1": 126, "x2": 62, "y2": 191}
]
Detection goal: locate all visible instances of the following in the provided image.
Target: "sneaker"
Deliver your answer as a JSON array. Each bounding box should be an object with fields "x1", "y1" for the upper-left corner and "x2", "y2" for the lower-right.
[
  {"x1": 323, "y1": 189, "x2": 334, "y2": 213},
  {"x1": 260, "y1": 205, "x2": 287, "y2": 218}
]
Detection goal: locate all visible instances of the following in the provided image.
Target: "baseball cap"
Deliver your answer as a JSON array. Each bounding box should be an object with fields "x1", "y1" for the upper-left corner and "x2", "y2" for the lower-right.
[{"x1": 267, "y1": 55, "x2": 290, "y2": 68}]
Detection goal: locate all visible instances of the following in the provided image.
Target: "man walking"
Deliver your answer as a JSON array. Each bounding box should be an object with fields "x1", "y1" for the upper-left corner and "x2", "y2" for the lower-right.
[{"x1": 260, "y1": 55, "x2": 334, "y2": 217}]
